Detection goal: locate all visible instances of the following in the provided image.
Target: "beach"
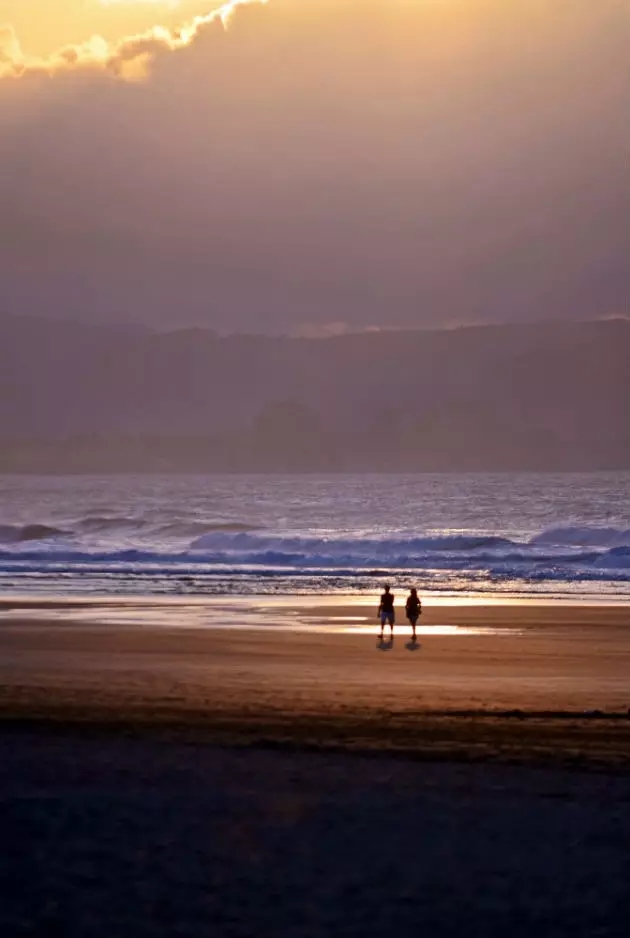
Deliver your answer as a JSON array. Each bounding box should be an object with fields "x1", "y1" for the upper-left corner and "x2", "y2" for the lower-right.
[
  {"x1": 1, "y1": 596, "x2": 629, "y2": 763},
  {"x1": 1, "y1": 596, "x2": 629, "y2": 936}
]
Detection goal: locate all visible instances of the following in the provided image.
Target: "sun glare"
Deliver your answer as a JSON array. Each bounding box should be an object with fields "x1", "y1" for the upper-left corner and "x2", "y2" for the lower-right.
[{"x1": 97, "y1": 1, "x2": 182, "y2": 6}]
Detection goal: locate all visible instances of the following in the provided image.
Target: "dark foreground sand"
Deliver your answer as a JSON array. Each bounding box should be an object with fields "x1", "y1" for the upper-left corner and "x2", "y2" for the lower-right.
[
  {"x1": 1, "y1": 733, "x2": 629, "y2": 938},
  {"x1": 1, "y1": 598, "x2": 629, "y2": 935}
]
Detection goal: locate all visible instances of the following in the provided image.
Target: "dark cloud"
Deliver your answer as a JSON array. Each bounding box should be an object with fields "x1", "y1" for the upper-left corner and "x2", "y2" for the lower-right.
[{"x1": 1, "y1": 0, "x2": 628, "y2": 332}]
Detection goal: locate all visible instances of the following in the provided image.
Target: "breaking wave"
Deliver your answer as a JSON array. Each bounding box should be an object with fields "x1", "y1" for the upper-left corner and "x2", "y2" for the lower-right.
[
  {"x1": 1, "y1": 517, "x2": 261, "y2": 540},
  {"x1": 157, "y1": 521, "x2": 263, "y2": 537},
  {"x1": 191, "y1": 532, "x2": 518, "y2": 553},
  {"x1": 0, "y1": 524, "x2": 68, "y2": 543},
  {"x1": 529, "y1": 526, "x2": 630, "y2": 548},
  {"x1": 1, "y1": 526, "x2": 629, "y2": 584},
  {"x1": 77, "y1": 516, "x2": 149, "y2": 532}
]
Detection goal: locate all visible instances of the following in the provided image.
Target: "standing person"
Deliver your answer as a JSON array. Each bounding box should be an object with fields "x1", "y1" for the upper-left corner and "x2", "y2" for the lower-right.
[
  {"x1": 378, "y1": 584, "x2": 395, "y2": 640},
  {"x1": 405, "y1": 587, "x2": 422, "y2": 642}
]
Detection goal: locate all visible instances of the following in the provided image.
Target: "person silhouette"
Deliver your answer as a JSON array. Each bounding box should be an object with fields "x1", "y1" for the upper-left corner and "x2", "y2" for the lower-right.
[
  {"x1": 378, "y1": 584, "x2": 395, "y2": 640},
  {"x1": 405, "y1": 587, "x2": 422, "y2": 642}
]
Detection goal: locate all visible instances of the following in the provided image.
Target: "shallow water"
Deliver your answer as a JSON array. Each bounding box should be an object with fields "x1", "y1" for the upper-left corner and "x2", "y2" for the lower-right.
[{"x1": 0, "y1": 593, "x2": 521, "y2": 636}]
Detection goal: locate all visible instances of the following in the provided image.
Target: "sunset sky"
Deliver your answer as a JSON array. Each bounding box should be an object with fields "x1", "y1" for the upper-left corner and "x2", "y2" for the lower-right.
[
  {"x1": 1, "y1": 1, "x2": 222, "y2": 58},
  {"x1": 0, "y1": 0, "x2": 627, "y2": 333}
]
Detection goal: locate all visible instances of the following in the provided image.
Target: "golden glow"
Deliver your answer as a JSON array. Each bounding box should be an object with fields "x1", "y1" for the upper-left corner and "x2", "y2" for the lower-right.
[
  {"x1": 0, "y1": 2, "x2": 208, "y2": 57},
  {"x1": 0, "y1": 0, "x2": 268, "y2": 81}
]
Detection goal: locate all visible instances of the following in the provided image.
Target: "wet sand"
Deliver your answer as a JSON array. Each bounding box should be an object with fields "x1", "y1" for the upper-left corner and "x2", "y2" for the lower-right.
[{"x1": 1, "y1": 598, "x2": 629, "y2": 767}]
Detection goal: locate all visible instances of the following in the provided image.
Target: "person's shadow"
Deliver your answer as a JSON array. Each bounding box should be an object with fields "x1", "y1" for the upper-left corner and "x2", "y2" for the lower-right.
[
  {"x1": 376, "y1": 637, "x2": 394, "y2": 651},
  {"x1": 405, "y1": 639, "x2": 422, "y2": 651}
]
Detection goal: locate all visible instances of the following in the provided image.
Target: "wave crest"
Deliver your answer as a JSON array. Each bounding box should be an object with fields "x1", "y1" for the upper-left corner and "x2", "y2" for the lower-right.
[
  {"x1": 159, "y1": 521, "x2": 262, "y2": 537},
  {"x1": 0, "y1": 524, "x2": 67, "y2": 543},
  {"x1": 529, "y1": 526, "x2": 630, "y2": 548},
  {"x1": 190, "y1": 532, "x2": 517, "y2": 552}
]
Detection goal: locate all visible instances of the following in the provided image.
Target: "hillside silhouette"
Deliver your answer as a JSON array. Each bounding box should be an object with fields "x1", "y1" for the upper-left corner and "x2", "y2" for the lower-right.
[{"x1": 0, "y1": 316, "x2": 628, "y2": 472}]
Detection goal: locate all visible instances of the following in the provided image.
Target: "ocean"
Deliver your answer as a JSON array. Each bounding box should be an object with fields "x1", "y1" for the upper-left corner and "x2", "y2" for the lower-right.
[{"x1": 0, "y1": 473, "x2": 629, "y2": 601}]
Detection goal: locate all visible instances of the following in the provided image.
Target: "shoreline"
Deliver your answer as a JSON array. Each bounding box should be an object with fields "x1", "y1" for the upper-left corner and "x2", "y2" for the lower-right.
[{"x1": 2, "y1": 592, "x2": 630, "y2": 611}]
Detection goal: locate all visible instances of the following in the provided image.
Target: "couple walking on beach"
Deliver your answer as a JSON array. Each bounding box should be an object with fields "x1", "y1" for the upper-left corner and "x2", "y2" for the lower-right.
[{"x1": 378, "y1": 585, "x2": 422, "y2": 641}]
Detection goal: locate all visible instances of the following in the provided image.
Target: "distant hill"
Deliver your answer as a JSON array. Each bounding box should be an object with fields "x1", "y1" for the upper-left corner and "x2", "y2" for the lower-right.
[{"x1": 0, "y1": 315, "x2": 628, "y2": 472}]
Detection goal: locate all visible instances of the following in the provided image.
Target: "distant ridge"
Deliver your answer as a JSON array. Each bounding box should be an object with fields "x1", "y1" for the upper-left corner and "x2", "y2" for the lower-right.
[{"x1": 0, "y1": 316, "x2": 628, "y2": 472}]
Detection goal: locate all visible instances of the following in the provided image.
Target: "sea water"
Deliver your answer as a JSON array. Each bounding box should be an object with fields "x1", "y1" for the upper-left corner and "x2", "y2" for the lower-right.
[{"x1": 0, "y1": 473, "x2": 629, "y2": 600}]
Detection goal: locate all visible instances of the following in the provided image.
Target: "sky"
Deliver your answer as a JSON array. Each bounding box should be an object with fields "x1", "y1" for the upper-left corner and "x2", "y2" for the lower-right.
[{"x1": 0, "y1": 0, "x2": 628, "y2": 334}]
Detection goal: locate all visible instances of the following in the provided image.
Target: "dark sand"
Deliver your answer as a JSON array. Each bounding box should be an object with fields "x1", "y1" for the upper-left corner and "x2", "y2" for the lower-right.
[
  {"x1": 1, "y1": 598, "x2": 629, "y2": 935},
  {"x1": 1, "y1": 734, "x2": 629, "y2": 937}
]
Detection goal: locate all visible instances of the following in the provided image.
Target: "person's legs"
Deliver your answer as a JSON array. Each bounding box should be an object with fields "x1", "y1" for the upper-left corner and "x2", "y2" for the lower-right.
[{"x1": 410, "y1": 615, "x2": 417, "y2": 641}]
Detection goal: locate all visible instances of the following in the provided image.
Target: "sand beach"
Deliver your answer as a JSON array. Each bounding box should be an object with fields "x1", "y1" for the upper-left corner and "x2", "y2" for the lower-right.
[
  {"x1": 1, "y1": 596, "x2": 629, "y2": 936},
  {"x1": 1, "y1": 597, "x2": 629, "y2": 755}
]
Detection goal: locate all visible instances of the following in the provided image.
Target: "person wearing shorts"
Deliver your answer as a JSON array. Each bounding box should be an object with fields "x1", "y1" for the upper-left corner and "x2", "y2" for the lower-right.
[
  {"x1": 405, "y1": 587, "x2": 422, "y2": 641},
  {"x1": 378, "y1": 584, "x2": 395, "y2": 639}
]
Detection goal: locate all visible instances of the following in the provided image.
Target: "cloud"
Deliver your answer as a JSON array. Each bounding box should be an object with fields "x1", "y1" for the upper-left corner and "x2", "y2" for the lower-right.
[
  {"x1": 0, "y1": 24, "x2": 22, "y2": 66},
  {"x1": 0, "y1": 0, "x2": 627, "y2": 333},
  {"x1": 0, "y1": 0, "x2": 267, "y2": 81}
]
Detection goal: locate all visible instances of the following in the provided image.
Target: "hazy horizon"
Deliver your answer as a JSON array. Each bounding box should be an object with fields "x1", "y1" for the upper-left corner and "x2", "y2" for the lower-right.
[{"x1": 1, "y1": 317, "x2": 628, "y2": 472}]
